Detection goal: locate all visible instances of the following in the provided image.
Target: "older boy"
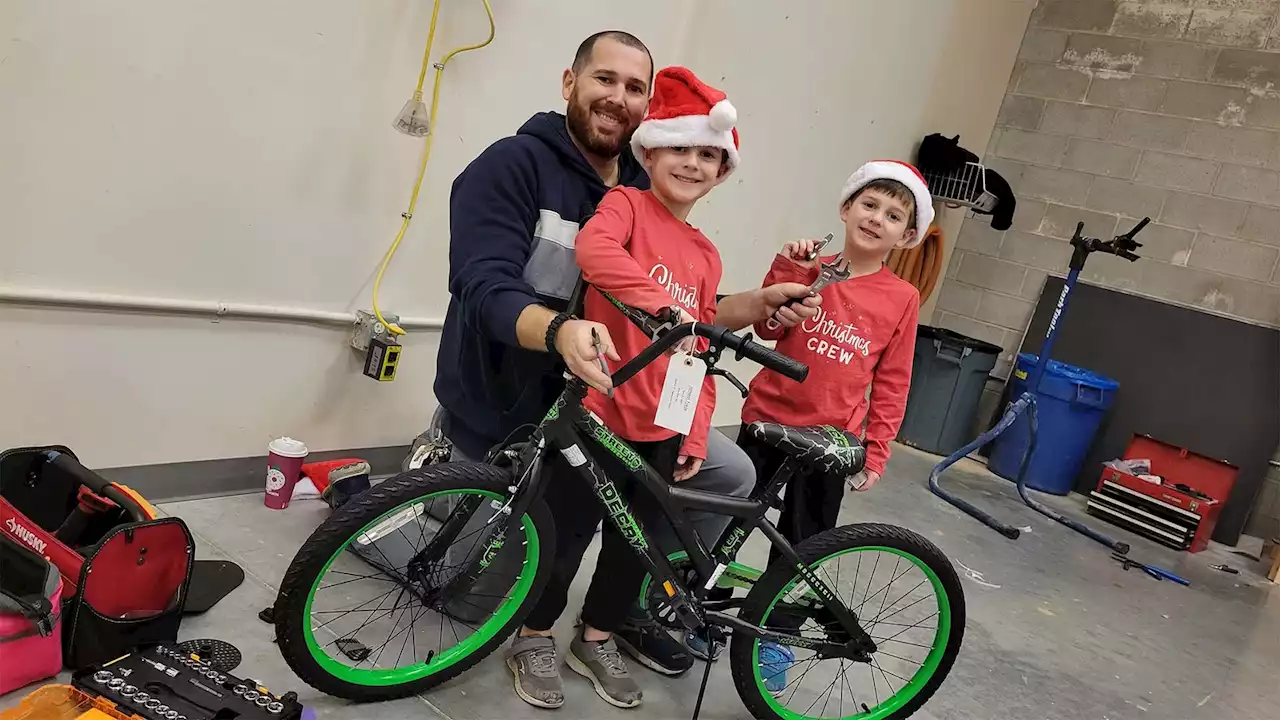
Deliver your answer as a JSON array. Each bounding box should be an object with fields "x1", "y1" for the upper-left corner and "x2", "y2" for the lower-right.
[{"x1": 505, "y1": 66, "x2": 746, "y2": 710}]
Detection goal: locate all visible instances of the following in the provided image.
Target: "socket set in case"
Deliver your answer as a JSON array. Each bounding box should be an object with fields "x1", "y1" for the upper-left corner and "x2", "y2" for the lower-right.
[{"x1": 71, "y1": 644, "x2": 303, "y2": 720}]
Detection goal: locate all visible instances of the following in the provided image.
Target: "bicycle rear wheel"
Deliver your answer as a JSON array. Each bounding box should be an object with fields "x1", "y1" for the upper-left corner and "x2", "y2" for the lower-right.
[
  {"x1": 730, "y1": 523, "x2": 964, "y2": 720},
  {"x1": 274, "y1": 462, "x2": 553, "y2": 702}
]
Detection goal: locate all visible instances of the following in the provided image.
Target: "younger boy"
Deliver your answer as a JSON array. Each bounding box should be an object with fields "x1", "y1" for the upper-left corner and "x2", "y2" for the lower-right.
[
  {"x1": 504, "y1": 66, "x2": 744, "y2": 710},
  {"x1": 738, "y1": 160, "x2": 932, "y2": 692}
]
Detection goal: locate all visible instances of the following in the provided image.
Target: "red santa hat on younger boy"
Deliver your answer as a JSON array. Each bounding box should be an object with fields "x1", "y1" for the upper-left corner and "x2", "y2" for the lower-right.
[
  {"x1": 838, "y1": 160, "x2": 935, "y2": 249},
  {"x1": 631, "y1": 66, "x2": 740, "y2": 175}
]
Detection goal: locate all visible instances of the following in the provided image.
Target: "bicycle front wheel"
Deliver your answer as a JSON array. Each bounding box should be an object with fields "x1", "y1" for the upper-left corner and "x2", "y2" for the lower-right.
[
  {"x1": 274, "y1": 462, "x2": 554, "y2": 702},
  {"x1": 730, "y1": 523, "x2": 965, "y2": 720}
]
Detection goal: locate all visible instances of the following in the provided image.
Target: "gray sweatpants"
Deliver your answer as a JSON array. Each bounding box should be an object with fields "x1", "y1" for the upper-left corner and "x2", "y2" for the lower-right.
[
  {"x1": 349, "y1": 412, "x2": 756, "y2": 623},
  {"x1": 449, "y1": 422, "x2": 755, "y2": 556}
]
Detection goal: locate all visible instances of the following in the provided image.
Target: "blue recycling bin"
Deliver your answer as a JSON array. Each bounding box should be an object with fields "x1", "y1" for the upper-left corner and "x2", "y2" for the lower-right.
[{"x1": 988, "y1": 353, "x2": 1119, "y2": 495}]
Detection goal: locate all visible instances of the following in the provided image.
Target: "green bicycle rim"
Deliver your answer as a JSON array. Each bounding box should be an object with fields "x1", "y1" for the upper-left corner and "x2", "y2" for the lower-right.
[
  {"x1": 753, "y1": 545, "x2": 952, "y2": 720},
  {"x1": 303, "y1": 488, "x2": 540, "y2": 686}
]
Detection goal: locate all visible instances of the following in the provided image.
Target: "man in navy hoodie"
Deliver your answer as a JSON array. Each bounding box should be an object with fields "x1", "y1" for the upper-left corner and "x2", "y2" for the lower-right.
[{"x1": 434, "y1": 31, "x2": 822, "y2": 708}]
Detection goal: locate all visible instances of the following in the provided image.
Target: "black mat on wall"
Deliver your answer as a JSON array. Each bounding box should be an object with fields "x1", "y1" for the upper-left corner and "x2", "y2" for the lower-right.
[{"x1": 1010, "y1": 277, "x2": 1279, "y2": 546}]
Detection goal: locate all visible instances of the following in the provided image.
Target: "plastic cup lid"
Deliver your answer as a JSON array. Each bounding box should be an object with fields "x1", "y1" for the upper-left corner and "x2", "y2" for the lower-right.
[{"x1": 269, "y1": 437, "x2": 309, "y2": 458}]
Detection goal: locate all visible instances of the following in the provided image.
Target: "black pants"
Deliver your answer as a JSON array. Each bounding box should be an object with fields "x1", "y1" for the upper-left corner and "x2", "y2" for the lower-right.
[
  {"x1": 738, "y1": 425, "x2": 847, "y2": 634},
  {"x1": 523, "y1": 436, "x2": 682, "y2": 634},
  {"x1": 737, "y1": 424, "x2": 845, "y2": 571}
]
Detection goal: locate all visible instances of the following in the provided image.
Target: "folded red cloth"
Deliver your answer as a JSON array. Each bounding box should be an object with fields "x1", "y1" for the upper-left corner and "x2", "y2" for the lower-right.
[{"x1": 300, "y1": 459, "x2": 369, "y2": 492}]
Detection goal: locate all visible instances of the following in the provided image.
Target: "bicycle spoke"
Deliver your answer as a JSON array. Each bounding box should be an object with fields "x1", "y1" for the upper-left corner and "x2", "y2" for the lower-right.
[{"x1": 312, "y1": 585, "x2": 400, "y2": 630}]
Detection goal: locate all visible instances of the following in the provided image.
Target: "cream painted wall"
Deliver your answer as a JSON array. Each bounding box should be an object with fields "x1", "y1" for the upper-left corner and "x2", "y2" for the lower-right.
[{"x1": 0, "y1": 0, "x2": 1032, "y2": 469}]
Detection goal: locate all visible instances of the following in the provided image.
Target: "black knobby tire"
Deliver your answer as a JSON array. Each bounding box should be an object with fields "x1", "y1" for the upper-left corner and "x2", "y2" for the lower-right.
[
  {"x1": 274, "y1": 462, "x2": 555, "y2": 702},
  {"x1": 729, "y1": 523, "x2": 965, "y2": 720}
]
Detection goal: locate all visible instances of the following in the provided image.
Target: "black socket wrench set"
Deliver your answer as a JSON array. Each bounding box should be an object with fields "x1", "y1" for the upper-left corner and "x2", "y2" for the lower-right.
[{"x1": 71, "y1": 644, "x2": 303, "y2": 720}]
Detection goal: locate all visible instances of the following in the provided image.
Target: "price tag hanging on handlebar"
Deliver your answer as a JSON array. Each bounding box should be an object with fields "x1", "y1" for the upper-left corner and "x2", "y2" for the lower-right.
[{"x1": 654, "y1": 352, "x2": 706, "y2": 435}]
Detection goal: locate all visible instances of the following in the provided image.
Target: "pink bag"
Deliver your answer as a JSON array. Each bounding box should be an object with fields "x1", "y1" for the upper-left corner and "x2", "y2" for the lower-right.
[{"x1": 0, "y1": 532, "x2": 63, "y2": 696}]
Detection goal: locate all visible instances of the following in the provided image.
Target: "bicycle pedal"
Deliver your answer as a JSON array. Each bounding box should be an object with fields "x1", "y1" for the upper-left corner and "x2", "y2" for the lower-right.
[{"x1": 653, "y1": 595, "x2": 702, "y2": 631}]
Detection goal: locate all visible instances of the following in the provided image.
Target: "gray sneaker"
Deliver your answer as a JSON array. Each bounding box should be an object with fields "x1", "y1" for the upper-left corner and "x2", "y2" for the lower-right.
[
  {"x1": 566, "y1": 631, "x2": 643, "y2": 708},
  {"x1": 505, "y1": 635, "x2": 565, "y2": 709}
]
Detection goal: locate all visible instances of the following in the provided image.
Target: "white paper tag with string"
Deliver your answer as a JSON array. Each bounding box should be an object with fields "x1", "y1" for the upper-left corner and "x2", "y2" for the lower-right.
[{"x1": 654, "y1": 352, "x2": 706, "y2": 435}]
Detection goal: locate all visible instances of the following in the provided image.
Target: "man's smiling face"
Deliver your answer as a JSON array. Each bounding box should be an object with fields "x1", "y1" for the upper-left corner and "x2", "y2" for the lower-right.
[{"x1": 562, "y1": 37, "x2": 652, "y2": 159}]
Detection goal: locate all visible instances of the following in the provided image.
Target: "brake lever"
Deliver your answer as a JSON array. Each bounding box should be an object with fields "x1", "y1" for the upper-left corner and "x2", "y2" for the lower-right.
[{"x1": 709, "y1": 367, "x2": 749, "y2": 398}]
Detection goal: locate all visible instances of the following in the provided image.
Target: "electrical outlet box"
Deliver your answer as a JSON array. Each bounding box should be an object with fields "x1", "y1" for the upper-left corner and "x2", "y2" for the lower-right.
[
  {"x1": 351, "y1": 309, "x2": 399, "y2": 352},
  {"x1": 364, "y1": 337, "x2": 402, "y2": 382}
]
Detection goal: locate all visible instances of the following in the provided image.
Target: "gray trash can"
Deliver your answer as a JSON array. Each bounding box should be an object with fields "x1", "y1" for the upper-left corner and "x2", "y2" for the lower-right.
[{"x1": 898, "y1": 326, "x2": 1002, "y2": 456}]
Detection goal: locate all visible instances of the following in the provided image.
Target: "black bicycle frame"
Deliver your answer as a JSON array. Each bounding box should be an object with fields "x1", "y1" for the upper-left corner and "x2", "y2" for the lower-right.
[{"x1": 487, "y1": 323, "x2": 876, "y2": 658}]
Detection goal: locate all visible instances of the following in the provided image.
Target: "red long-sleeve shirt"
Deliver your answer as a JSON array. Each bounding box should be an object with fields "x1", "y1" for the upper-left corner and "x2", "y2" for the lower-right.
[
  {"x1": 576, "y1": 186, "x2": 722, "y2": 460},
  {"x1": 741, "y1": 255, "x2": 919, "y2": 475}
]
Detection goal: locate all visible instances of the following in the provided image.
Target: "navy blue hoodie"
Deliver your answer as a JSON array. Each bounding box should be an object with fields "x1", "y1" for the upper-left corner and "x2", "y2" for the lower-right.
[{"x1": 434, "y1": 111, "x2": 650, "y2": 459}]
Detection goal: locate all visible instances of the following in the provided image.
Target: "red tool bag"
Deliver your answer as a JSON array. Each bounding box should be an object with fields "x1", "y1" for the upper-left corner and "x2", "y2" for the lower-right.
[
  {"x1": 0, "y1": 531, "x2": 64, "y2": 695},
  {"x1": 0, "y1": 445, "x2": 194, "y2": 669}
]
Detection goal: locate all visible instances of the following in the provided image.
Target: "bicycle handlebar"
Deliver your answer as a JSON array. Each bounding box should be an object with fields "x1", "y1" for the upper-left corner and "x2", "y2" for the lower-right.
[{"x1": 599, "y1": 293, "x2": 810, "y2": 387}]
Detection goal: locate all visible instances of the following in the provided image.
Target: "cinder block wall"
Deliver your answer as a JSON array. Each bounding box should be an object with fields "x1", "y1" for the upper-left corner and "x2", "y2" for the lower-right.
[{"x1": 932, "y1": 0, "x2": 1280, "y2": 540}]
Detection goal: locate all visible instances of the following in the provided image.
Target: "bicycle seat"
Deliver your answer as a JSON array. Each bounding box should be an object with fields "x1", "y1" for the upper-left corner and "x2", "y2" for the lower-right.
[{"x1": 745, "y1": 422, "x2": 866, "y2": 476}]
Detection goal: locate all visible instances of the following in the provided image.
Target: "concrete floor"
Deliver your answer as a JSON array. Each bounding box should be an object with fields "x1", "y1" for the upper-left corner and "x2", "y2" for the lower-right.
[{"x1": 3, "y1": 445, "x2": 1276, "y2": 719}]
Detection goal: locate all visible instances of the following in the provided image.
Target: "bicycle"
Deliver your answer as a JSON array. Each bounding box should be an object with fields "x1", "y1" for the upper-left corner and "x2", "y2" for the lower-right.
[{"x1": 273, "y1": 296, "x2": 966, "y2": 720}]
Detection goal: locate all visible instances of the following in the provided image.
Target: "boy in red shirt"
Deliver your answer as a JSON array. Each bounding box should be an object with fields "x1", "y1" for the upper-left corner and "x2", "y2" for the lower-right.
[
  {"x1": 505, "y1": 66, "x2": 744, "y2": 710},
  {"x1": 738, "y1": 160, "x2": 933, "y2": 692}
]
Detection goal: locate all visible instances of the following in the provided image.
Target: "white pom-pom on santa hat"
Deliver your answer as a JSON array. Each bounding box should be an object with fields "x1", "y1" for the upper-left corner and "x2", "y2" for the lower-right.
[
  {"x1": 631, "y1": 66, "x2": 740, "y2": 174},
  {"x1": 708, "y1": 99, "x2": 737, "y2": 132},
  {"x1": 838, "y1": 160, "x2": 935, "y2": 249}
]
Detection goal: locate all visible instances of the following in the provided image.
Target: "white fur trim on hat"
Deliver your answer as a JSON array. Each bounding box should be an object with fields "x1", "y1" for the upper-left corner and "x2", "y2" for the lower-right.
[
  {"x1": 630, "y1": 114, "x2": 740, "y2": 174},
  {"x1": 838, "y1": 160, "x2": 934, "y2": 249}
]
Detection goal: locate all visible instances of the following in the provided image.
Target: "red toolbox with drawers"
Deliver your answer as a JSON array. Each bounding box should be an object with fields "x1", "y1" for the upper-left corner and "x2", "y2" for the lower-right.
[{"x1": 1085, "y1": 434, "x2": 1237, "y2": 553}]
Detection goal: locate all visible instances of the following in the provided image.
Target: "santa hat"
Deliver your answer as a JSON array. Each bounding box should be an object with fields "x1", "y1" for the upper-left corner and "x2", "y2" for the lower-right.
[
  {"x1": 838, "y1": 160, "x2": 935, "y2": 248},
  {"x1": 631, "y1": 66, "x2": 740, "y2": 174}
]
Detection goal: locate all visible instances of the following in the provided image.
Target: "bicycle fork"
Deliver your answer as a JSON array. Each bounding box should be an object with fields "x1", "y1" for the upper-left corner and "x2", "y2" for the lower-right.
[
  {"x1": 722, "y1": 459, "x2": 878, "y2": 660},
  {"x1": 412, "y1": 434, "x2": 547, "y2": 604}
]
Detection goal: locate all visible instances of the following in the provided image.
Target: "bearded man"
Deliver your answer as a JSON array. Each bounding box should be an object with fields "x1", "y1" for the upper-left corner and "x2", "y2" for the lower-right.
[{"x1": 433, "y1": 30, "x2": 821, "y2": 707}]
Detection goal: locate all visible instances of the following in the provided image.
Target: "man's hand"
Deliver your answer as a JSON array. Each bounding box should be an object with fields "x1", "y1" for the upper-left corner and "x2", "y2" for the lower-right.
[
  {"x1": 674, "y1": 455, "x2": 704, "y2": 481},
  {"x1": 848, "y1": 470, "x2": 881, "y2": 492},
  {"x1": 780, "y1": 238, "x2": 825, "y2": 270},
  {"x1": 762, "y1": 282, "x2": 822, "y2": 328},
  {"x1": 553, "y1": 319, "x2": 621, "y2": 394}
]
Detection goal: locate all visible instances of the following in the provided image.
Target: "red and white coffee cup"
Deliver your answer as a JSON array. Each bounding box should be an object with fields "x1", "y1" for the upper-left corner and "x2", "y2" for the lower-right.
[{"x1": 265, "y1": 437, "x2": 309, "y2": 510}]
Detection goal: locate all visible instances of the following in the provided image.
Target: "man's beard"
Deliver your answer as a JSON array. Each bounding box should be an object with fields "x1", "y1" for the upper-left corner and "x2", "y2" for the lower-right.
[{"x1": 566, "y1": 93, "x2": 636, "y2": 159}]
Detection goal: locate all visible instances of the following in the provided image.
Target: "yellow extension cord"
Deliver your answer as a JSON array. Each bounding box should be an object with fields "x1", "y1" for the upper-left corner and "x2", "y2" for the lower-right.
[{"x1": 372, "y1": 0, "x2": 496, "y2": 336}]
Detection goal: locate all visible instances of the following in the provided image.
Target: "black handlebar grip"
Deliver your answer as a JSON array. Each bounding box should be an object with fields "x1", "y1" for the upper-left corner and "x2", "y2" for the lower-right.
[
  {"x1": 1127, "y1": 217, "x2": 1150, "y2": 237},
  {"x1": 44, "y1": 451, "x2": 112, "y2": 493},
  {"x1": 737, "y1": 340, "x2": 809, "y2": 382},
  {"x1": 44, "y1": 451, "x2": 149, "y2": 521}
]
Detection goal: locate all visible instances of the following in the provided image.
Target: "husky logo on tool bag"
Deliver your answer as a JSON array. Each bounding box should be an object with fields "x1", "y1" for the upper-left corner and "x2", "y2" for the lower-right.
[{"x1": 5, "y1": 517, "x2": 47, "y2": 554}]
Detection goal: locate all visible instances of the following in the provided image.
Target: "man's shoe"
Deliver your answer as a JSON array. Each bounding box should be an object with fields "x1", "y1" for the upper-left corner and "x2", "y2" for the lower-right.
[
  {"x1": 684, "y1": 628, "x2": 724, "y2": 661},
  {"x1": 566, "y1": 631, "x2": 643, "y2": 708},
  {"x1": 613, "y1": 611, "x2": 694, "y2": 676},
  {"x1": 505, "y1": 635, "x2": 565, "y2": 709},
  {"x1": 759, "y1": 641, "x2": 795, "y2": 696}
]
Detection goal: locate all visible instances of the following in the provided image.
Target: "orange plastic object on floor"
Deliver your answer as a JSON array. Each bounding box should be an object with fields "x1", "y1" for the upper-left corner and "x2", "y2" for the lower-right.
[{"x1": 0, "y1": 685, "x2": 140, "y2": 720}]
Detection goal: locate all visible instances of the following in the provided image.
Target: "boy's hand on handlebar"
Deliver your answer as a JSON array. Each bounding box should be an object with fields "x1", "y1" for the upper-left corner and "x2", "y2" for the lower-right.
[
  {"x1": 674, "y1": 455, "x2": 703, "y2": 482},
  {"x1": 672, "y1": 309, "x2": 699, "y2": 355},
  {"x1": 762, "y1": 283, "x2": 822, "y2": 327},
  {"x1": 554, "y1": 319, "x2": 620, "y2": 394}
]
